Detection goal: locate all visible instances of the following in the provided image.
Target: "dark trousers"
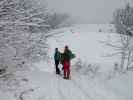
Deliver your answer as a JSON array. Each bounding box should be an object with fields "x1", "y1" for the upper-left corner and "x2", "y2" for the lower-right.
[{"x1": 55, "y1": 60, "x2": 60, "y2": 74}]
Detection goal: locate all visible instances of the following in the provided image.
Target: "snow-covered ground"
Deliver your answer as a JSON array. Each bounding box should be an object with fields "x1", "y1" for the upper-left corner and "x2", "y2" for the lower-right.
[
  {"x1": 0, "y1": 91, "x2": 16, "y2": 100},
  {"x1": 1, "y1": 24, "x2": 133, "y2": 100},
  {"x1": 30, "y1": 24, "x2": 133, "y2": 100},
  {"x1": 103, "y1": 72, "x2": 133, "y2": 100},
  {"x1": 36, "y1": 24, "x2": 119, "y2": 72},
  {"x1": 12, "y1": 70, "x2": 133, "y2": 100}
]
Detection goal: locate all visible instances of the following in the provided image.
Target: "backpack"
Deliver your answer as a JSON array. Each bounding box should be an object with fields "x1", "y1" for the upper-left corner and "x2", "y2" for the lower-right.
[
  {"x1": 70, "y1": 53, "x2": 76, "y2": 59},
  {"x1": 63, "y1": 50, "x2": 76, "y2": 61}
]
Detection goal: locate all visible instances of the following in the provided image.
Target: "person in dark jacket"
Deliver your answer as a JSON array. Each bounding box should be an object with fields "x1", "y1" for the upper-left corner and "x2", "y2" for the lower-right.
[
  {"x1": 62, "y1": 46, "x2": 75, "y2": 79},
  {"x1": 54, "y1": 48, "x2": 61, "y2": 74}
]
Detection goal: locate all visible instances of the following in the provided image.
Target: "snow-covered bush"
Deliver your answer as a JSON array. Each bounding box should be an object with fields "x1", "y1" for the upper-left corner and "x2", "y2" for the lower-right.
[
  {"x1": 45, "y1": 13, "x2": 70, "y2": 30},
  {"x1": 104, "y1": 63, "x2": 121, "y2": 79},
  {"x1": 99, "y1": 28, "x2": 102, "y2": 32},
  {"x1": 73, "y1": 59, "x2": 126, "y2": 80},
  {"x1": 0, "y1": 0, "x2": 70, "y2": 73},
  {"x1": 110, "y1": 3, "x2": 133, "y2": 71},
  {"x1": 73, "y1": 58, "x2": 100, "y2": 78},
  {"x1": 113, "y1": 3, "x2": 133, "y2": 36},
  {"x1": 73, "y1": 58, "x2": 83, "y2": 72},
  {"x1": 0, "y1": 0, "x2": 48, "y2": 72}
]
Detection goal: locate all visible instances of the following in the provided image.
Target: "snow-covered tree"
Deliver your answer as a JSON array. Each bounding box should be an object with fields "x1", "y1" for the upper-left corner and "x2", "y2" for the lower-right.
[
  {"x1": 0, "y1": 0, "x2": 70, "y2": 72},
  {"x1": 45, "y1": 13, "x2": 70, "y2": 30},
  {"x1": 0, "y1": 0, "x2": 45, "y2": 71},
  {"x1": 113, "y1": 3, "x2": 133, "y2": 36},
  {"x1": 112, "y1": 3, "x2": 133, "y2": 71},
  {"x1": 0, "y1": 0, "x2": 71, "y2": 98}
]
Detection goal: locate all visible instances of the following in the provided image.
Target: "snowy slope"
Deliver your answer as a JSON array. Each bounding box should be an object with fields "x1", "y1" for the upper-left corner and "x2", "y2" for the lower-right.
[
  {"x1": 36, "y1": 24, "x2": 119, "y2": 71},
  {"x1": 16, "y1": 69, "x2": 133, "y2": 100},
  {"x1": 1, "y1": 24, "x2": 133, "y2": 100},
  {"x1": 103, "y1": 72, "x2": 133, "y2": 100},
  {"x1": 26, "y1": 24, "x2": 133, "y2": 100},
  {"x1": 72, "y1": 24, "x2": 115, "y2": 33},
  {"x1": 0, "y1": 92, "x2": 15, "y2": 100},
  {"x1": 26, "y1": 70, "x2": 119, "y2": 100},
  {"x1": 29, "y1": 24, "x2": 133, "y2": 100}
]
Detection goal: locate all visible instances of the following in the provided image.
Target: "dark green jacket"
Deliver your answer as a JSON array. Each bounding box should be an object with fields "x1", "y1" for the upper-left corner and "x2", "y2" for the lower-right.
[
  {"x1": 60, "y1": 50, "x2": 75, "y2": 63},
  {"x1": 54, "y1": 51, "x2": 60, "y2": 61}
]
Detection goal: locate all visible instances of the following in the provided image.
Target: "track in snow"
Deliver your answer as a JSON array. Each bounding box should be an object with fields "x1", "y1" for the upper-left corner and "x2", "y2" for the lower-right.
[{"x1": 29, "y1": 71, "x2": 119, "y2": 100}]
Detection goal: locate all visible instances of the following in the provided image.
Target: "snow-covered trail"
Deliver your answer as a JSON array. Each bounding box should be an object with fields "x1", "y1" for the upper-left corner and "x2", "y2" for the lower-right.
[
  {"x1": 47, "y1": 25, "x2": 119, "y2": 71},
  {"x1": 28, "y1": 25, "x2": 122, "y2": 100},
  {"x1": 28, "y1": 70, "x2": 119, "y2": 100}
]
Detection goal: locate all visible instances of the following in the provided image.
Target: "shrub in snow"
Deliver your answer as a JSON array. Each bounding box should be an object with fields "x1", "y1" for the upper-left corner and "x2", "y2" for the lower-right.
[
  {"x1": 73, "y1": 59, "x2": 126, "y2": 80},
  {"x1": 73, "y1": 58, "x2": 100, "y2": 78},
  {"x1": 99, "y1": 28, "x2": 102, "y2": 32},
  {"x1": 73, "y1": 58, "x2": 83, "y2": 72},
  {"x1": 105, "y1": 62, "x2": 128, "y2": 80},
  {"x1": 111, "y1": 3, "x2": 133, "y2": 71}
]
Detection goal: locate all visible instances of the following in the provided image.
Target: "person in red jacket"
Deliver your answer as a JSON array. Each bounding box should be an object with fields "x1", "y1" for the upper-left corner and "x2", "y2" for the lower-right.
[{"x1": 62, "y1": 46, "x2": 75, "y2": 79}]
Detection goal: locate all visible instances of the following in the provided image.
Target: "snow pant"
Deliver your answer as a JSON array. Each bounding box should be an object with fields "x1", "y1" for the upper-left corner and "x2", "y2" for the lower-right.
[
  {"x1": 63, "y1": 61, "x2": 70, "y2": 79},
  {"x1": 55, "y1": 60, "x2": 60, "y2": 74}
]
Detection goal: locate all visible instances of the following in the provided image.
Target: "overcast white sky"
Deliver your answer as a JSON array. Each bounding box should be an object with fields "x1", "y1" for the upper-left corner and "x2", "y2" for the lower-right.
[{"x1": 37, "y1": 0, "x2": 133, "y2": 24}]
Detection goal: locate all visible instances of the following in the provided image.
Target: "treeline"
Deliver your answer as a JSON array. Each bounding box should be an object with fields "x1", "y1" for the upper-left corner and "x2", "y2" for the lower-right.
[{"x1": 0, "y1": 0, "x2": 70, "y2": 72}]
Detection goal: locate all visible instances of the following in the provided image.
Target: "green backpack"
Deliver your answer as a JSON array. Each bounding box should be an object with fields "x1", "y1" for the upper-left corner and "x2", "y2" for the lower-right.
[
  {"x1": 70, "y1": 53, "x2": 76, "y2": 59},
  {"x1": 60, "y1": 50, "x2": 76, "y2": 64},
  {"x1": 67, "y1": 50, "x2": 76, "y2": 60}
]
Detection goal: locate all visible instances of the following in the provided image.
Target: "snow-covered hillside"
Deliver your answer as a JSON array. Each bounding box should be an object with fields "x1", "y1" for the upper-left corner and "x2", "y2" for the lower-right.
[
  {"x1": 1, "y1": 24, "x2": 133, "y2": 100},
  {"x1": 10, "y1": 69, "x2": 133, "y2": 100},
  {"x1": 103, "y1": 72, "x2": 133, "y2": 100},
  {"x1": 27, "y1": 24, "x2": 133, "y2": 100},
  {"x1": 72, "y1": 24, "x2": 115, "y2": 33},
  {"x1": 36, "y1": 24, "x2": 119, "y2": 72}
]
